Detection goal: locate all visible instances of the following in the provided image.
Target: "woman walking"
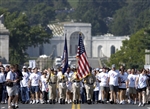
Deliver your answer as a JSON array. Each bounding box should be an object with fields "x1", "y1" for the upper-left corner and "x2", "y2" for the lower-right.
[{"x1": 135, "y1": 69, "x2": 149, "y2": 107}]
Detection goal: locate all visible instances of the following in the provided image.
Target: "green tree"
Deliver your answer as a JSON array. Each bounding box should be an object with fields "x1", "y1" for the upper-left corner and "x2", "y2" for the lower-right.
[
  {"x1": 28, "y1": 3, "x2": 55, "y2": 26},
  {"x1": 110, "y1": 7, "x2": 130, "y2": 35},
  {"x1": 111, "y1": 0, "x2": 150, "y2": 35},
  {"x1": 108, "y1": 29, "x2": 146, "y2": 69},
  {"x1": 3, "y1": 11, "x2": 52, "y2": 64},
  {"x1": 73, "y1": 0, "x2": 126, "y2": 35}
]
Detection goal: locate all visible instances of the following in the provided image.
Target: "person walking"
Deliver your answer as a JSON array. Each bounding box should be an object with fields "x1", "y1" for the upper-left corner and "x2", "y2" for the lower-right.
[
  {"x1": 135, "y1": 69, "x2": 149, "y2": 107},
  {"x1": 46, "y1": 68, "x2": 57, "y2": 104}
]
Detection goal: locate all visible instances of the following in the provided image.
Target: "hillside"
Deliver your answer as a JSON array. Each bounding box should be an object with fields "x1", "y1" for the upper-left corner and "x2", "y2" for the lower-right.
[{"x1": 0, "y1": 0, "x2": 150, "y2": 36}]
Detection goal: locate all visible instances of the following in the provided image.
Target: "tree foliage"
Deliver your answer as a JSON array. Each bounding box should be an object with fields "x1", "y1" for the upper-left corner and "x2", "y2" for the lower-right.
[
  {"x1": 73, "y1": 0, "x2": 126, "y2": 35},
  {"x1": 108, "y1": 29, "x2": 147, "y2": 69},
  {"x1": 3, "y1": 10, "x2": 52, "y2": 64},
  {"x1": 111, "y1": 0, "x2": 150, "y2": 35}
]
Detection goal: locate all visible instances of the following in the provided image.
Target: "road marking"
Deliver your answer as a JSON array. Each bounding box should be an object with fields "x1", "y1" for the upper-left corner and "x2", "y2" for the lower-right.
[
  {"x1": 77, "y1": 104, "x2": 80, "y2": 109},
  {"x1": 72, "y1": 103, "x2": 80, "y2": 109},
  {"x1": 72, "y1": 103, "x2": 75, "y2": 109}
]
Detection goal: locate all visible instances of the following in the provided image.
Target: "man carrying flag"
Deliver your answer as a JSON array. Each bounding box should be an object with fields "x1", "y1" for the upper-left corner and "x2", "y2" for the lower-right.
[
  {"x1": 76, "y1": 33, "x2": 96, "y2": 104},
  {"x1": 57, "y1": 35, "x2": 68, "y2": 104}
]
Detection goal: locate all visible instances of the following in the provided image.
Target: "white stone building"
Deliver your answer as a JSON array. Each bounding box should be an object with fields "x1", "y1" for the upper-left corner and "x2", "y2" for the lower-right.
[
  {"x1": 0, "y1": 15, "x2": 9, "y2": 63},
  {"x1": 26, "y1": 23, "x2": 129, "y2": 59}
]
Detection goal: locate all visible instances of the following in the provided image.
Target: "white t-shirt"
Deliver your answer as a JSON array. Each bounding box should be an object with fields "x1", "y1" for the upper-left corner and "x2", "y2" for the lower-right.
[
  {"x1": 57, "y1": 71, "x2": 62, "y2": 77},
  {"x1": 65, "y1": 71, "x2": 74, "y2": 91},
  {"x1": 0, "y1": 73, "x2": 5, "y2": 83},
  {"x1": 108, "y1": 70, "x2": 119, "y2": 86},
  {"x1": 40, "y1": 75, "x2": 48, "y2": 92},
  {"x1": 127, "y1": 74, "x2": 136, "y2": 87},
  {"x1": 29, "y1": 73, "x2": 41, "y2": 86},
  {"x1": 138, "y1": 74, "x2": 148, "y2": 88},
  {"x1": 64, "y1": 71, "x2": 74, "y2": 81},
  {"x1": 94, "y1": 74, "x2": 100, "y2": 91},
  {"x1": 6, "y1": 71, "x2": 17, "y2": 81},
  {"x1": 20, "y1": 72, "x2": 30, "y2": 87},
  {"x1": 97, "y1": 72, "x2": 108, "y2": 87},
  {"x1": 119, "y1": 73, "x2": 128, "y2": 88}
]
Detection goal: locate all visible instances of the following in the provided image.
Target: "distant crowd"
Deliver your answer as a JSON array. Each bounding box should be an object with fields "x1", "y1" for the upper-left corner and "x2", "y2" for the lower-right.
[{"x1": 0, "y1": 62, "x2": 150, "y2": 109}]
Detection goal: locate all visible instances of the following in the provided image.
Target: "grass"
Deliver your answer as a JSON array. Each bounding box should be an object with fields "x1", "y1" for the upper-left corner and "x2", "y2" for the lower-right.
[{"x1": 67, "y1": 0, "x2": 79, "y2": 8}]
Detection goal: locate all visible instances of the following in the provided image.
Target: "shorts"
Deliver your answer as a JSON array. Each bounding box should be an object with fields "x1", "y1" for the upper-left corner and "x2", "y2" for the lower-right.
[
  {"x1": 137, "y1": 87, "x2": 146, "y2": 92},
  {"x1": 100, "y1": 86, "x2": 108, "y2": 92},
  {"x1": 129, "y1": 87, "x2": 136, "y2": 94},
  {"x1": 119, "y1": 88, "x2": 126, "y2": 91},
  {"x1": 109, "y1": 85, "x2": 118, "y2": 92},
  {"x1": 7, "y1": 85, "x2": 18, "y2": 96},
  {"x1": 31, "y1": 86, "x2": 39, "y2": 93}
]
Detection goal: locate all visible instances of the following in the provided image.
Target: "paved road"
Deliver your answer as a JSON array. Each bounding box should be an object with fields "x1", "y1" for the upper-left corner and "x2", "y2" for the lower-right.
[{"x1": 0, "y1": 103, "x2": 149, "y2": 109}]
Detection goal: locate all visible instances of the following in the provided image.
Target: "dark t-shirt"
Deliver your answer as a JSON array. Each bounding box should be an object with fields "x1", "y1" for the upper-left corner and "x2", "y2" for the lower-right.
[{"x1": 16, "y1": 69, "x2": 23, "y2": 85}]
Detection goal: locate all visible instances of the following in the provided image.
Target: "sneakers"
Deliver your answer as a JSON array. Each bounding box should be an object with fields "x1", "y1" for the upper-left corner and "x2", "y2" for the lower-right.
[
  {"x1": 30, "y1": 100, "x2": 32, "y2": 104},
  {"x1": 41, "y1": 100, "x2": 45, "y2": 104},
  {"x1": 8, "y1": 106, "x2": 15, "y2": 109},
  {"x1": 128, "y1": 99, "x2": 131, "y2": 104},
  {"x1": 119, "y1": 101, "x2": 123, "y2": 105},
  {"x1": 5, "y1": 100, "x2": 7, "y2": 104},
  {"x1": 101, "y1": 101, "x2": 104, "y2": 104},
  {"x1": 116, "y1": 99, "x2": 119, "y2": 104},
  {"x1": 122, "y1": 100, "x2": 125, "y2": 105},
  {"x1": 141, "y1": 103, "x2": 145, "y2": 107},
  {"x1": 138, "y1": 102, "x2": 142, "y2": 107},
  {"x1": 36, "y1": 100, "x2": 39, "y2": 104},
  {"x1": 110, "y1": 100, "x2": 114, "y2": 104},
  {"x1": 15, "y1": 104, "x2": 19, "y2": 108},
  {"x1": 1, "y1": 101, "x2": 5, "y2": 104},
  {"x1": 32, "y1": 100, "x2": 35, "y2": 104},
  {"x1": 11, "y1": 105, "x2": 16, "y2": 109},
  {"x1": 25, "y1": 101, "x2": 30, "y2": 104},
  {"x1": 134, "y1": 101, "x2": 137, "y2": 105}
]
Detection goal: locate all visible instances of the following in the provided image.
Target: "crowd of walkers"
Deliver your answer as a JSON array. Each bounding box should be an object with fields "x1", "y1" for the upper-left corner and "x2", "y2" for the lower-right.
[{"x1": 0, "y1": 62, "x2": 150, "y2": 109}]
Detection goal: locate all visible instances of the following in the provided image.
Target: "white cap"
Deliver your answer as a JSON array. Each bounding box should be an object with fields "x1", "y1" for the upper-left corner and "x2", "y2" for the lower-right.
[
  {"x1": 112, "y1": 64, "x2": 115, "y2": 68},
  {"x1": 99, "y1": 69, "x2": 102, "y2": 72},
  {"x1": 95, "y1": 68, "x2": 99, "y2": 71},
  {"x1": 23, "y1": 66, "x2": 27, "y2": 69},
  {"x1": 28, "y1": 66, "x2": 32, "y2": 69},
  {"x1": 32, "y1": 67, "x2": 37, "y2": 70}
]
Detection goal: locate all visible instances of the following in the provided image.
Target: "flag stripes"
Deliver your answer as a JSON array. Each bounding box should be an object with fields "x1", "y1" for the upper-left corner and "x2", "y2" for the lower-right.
[{"x1": 76, "y1": 34, "x2": 90, "y2": 80}]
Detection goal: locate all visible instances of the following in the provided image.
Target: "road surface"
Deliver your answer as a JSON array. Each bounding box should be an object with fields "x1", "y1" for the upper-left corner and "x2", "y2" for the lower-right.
[{"x1": 0, "y1": 103, "x2": 149, "y2": 109}]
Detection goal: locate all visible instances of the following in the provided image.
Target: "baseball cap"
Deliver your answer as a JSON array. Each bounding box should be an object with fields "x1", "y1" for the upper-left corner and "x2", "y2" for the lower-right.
[
  {"x1": 96, "y1": 68, "x2": 99, "y2": 71},
  {"x1": 23, "y1": 66, "x2": 27, "y2": 69},
  {"x1": 28, "y1": 66, "x2": 32, "y2": 69},
  {"x1": 32, "y1": 67, "x2": 37, "y2": 70},
  {"x1": 99, "y1": 69, "x2": 102, "y2": 72},
  {"x1": 112, "y1": 64, "x2": 115, "y2": 68}
]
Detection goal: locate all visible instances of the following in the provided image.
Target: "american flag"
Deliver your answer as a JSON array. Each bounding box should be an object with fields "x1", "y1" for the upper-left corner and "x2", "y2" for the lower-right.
[{"x1": 76, "y1": 34, "x2": 90, "y2": 80}]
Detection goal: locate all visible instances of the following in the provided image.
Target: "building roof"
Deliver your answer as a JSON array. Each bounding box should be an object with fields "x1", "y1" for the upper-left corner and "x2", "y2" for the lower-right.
[{"x1": 48, "y1": 22, "x2": 91, "y2": 37}]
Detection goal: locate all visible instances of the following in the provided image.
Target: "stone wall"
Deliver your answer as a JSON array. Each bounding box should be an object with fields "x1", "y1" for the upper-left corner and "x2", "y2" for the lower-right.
[{"x1": 0, "y1": 15, "x2": 9, "y2": 63}]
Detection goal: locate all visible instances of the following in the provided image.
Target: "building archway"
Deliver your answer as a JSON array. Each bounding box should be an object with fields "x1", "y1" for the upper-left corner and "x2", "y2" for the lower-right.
[
  {"x1": 110, "y1": 45, "x2": 115, "y2": 55},
  {"x1": 70, "y1": 32, "x2": 85, "y2": 56}
]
